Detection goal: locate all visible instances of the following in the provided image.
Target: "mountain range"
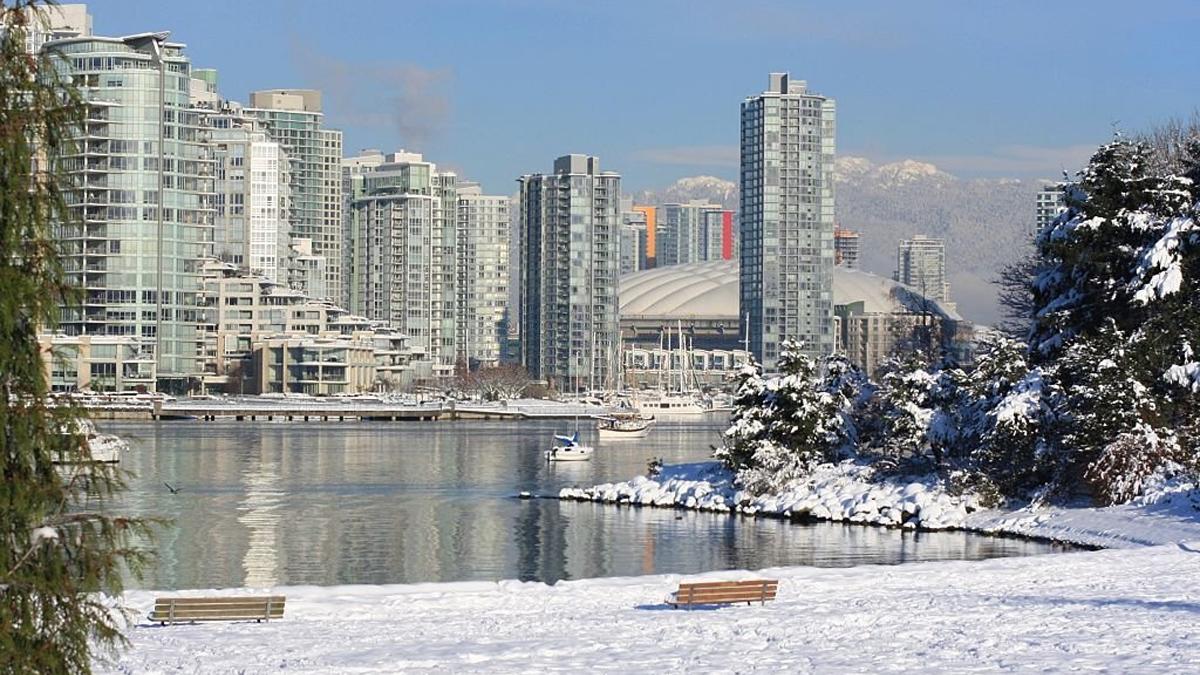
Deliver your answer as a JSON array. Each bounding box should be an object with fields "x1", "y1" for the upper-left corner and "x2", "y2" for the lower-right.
[{"x1": 634, "y1": 158, "x2": 1046, "y2": 326}]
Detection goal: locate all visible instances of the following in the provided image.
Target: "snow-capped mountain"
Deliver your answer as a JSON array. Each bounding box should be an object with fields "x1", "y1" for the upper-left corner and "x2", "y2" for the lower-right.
[
  {"x1": 631, "y1": 175, "x2": 738, "y2": 206},
  {"x1": 635, "y1": 157, "x2": 1045, "y2": 326}
]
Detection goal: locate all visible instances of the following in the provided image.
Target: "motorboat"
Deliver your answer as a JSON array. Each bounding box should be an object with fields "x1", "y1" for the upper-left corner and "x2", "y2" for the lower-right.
[
  {"x1": 632, "y1": 392, "x2": 711, "y2": 416},
  {"x1": 596, "y1": 412, "x2": 655, "y2": 440},
  {"x1": 545, "y1": 432, "x2": 594, "y2": 462}
]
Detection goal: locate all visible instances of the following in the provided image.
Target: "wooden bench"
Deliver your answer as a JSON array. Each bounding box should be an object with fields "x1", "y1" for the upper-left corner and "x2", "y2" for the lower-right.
[
  {"x1": 149, "y1": 596, "x2": 286, "y2": 625},
  {"x1": 667, "y1": 579, "x2": 778, "y2": 609}
]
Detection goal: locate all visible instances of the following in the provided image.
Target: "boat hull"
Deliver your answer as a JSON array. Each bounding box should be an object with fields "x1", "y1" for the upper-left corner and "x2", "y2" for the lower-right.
[
  {"x1": 545, "y1": 445, "x2": 594, "y2": 462},
  {"x1": 598, "y1": 427, "x2": 650, "y2": 440}
]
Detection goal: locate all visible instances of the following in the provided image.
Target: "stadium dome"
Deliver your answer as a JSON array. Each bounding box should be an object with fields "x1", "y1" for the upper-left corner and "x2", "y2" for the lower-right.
[{"x1": 619, "y1": 260, "x2": 961, "y2": 321}]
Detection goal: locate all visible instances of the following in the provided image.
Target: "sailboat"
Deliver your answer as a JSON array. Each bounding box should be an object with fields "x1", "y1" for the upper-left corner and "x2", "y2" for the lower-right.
[
  {"x1": 632, "y1": 321, "x2": 712, "y2": 417},
  {"x1": 545, "y1": 431, "x2": 594, "y2": 462},
  {"x1": 596, "y1": 411, "x2": 655, "y2": 439}
]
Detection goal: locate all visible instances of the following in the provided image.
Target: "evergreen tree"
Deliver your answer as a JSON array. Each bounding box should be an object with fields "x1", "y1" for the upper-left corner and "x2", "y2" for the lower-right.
[
  {"x1": 871, "y1": 351, "x2": 937, "y2": 470},
  {"x1": 1058, "y1": 324, "x2": 1178, "y2": 504},
  {"x1": 1, "y1": 3, "x2": 154, "y2": 671},
  {"x1": 1025, "y1": 131, "x2": 1199, "y2": 503},
  {"x1": 966, "y1": 337, "x2": 1062, "y2": 499},
  {"x1": 717, "y1": 341, "x2": 843, "y2": 495},
  {"x1": 819, "y1": 352, "x2": 871, "y2": 453}
]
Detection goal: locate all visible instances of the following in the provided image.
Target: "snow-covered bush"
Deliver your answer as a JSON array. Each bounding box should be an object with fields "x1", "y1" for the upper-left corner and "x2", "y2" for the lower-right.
[{"x1": 1084, "y1": 423, "x2": 1181, "y2": 505}]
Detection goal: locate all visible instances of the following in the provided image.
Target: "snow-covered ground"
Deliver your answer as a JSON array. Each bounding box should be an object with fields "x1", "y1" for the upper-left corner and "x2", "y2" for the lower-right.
[
  {"x1": 103, "y1": 541, "x2": 1200, "y2": 673},
  {"x1": 99, "y1": 462, "x2": 1200, "y2": 673}
]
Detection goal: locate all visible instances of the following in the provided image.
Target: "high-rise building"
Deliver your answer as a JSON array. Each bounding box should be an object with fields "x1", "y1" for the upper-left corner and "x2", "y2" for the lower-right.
[
  {"x1": 701, "y1": 208, "x2": 735, "y2": 262},
  {"x1": 1035, "y1": 182, "x2": 1068, "y2": 238},
  {"x1": 456, "y1": 183, "x2": 510, "y2": 367},
  {"x1": 16, "y1": 2, "x2": 90, "y2": 54},
  {"x1": 834, "y1": 227, "x2": 860, "y2": 269},
  {"x1": 346, "y1": 151, "x2": 458, "y2": 366},
  {"x1": 657, "y1": 200, "x2": 722, "y2": 267},
  {"x1": 619, "y1": 206, "x2": 648, "y2": 275},
  {"x1": 48, "y1": 31, "x2": 215, "y2": 387},
  {"x1": 202, "y1": 102, "x2": 292, "y2": 285},
  {"x1": 518, "y1": 155, "x2": 621, "y2": 389},
  {"x1": 245, "y1": 89, "x2": 343, "y2": 302},
  {"x1": 895, "y1": 234, "x2": 950, "y2": 303},
  {"x1": 740, "y1": 73, "x2": 836, "y2": 367},
  {"x1": 633, "y1": 205, "x2": 657, "y2": 268},
  {"x1": 341, "y1": 149, "x2": 386, "y2": 308}
]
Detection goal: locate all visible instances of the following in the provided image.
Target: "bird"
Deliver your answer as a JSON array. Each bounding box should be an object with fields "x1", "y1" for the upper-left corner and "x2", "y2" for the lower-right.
[{"x1": 163, "y1": 482, "x2": 180, "y2": 494}]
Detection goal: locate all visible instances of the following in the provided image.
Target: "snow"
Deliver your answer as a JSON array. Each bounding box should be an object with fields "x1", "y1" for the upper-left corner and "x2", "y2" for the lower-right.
[
  {"x1": 562, "y1": 461, "x2": 979, "y2": 530},
  {"x1": 560, "y1": 460, "x2": 1200, "y2": 549},
  {"x1": 100, "y1": 540, "x2": 1200, "y2": 673},
  {"x1": 94, "y1": 454, "x2": 1200, "y2": 672},
  {"x1": 1165, "y1": 360, "x2": 1200, "y2": 392},
  {"x1": 1132, "y1": 215, "x2": 1195, "y2": 304}
]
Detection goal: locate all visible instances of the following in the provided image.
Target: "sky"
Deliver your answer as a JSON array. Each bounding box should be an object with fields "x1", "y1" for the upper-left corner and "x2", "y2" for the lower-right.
[{"x1": 84, "y1": 0, "x2": 1200, "y2": 195}]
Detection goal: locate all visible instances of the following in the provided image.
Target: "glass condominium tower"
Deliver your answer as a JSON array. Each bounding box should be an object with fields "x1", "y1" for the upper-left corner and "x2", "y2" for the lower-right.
[
  {"x1": 518, "y1": 155, "x2": 621, "y2": 390},
  {"x1": 245, "y1": 90, "x2": 343, "y2": 303},
  {"x1": 739, "y1": 72, "x2": 836, "y2": 368},
  {"x1": 47, "y1": 32, "x2": 215, "y2": 386}
]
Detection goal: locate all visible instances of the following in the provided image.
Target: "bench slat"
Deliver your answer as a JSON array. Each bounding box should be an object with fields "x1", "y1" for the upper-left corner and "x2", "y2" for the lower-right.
[
  {"x1": 153, "y1": 596, "x2": 286, "y2": 605},
  {"x1": 152, "y1": 601, "x2": 286, "y2": 610},
  {"x1": 677, "y1": 581, "x2": 778, "y2": 591},
  {"x1": 675, "y1": 588, "x2": 779, "y2": 598}
]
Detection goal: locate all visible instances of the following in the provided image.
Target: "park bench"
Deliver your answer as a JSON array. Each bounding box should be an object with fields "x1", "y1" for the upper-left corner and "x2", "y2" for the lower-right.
[
  {"x1": 149, "y1": 596, "x2": 286, "y2": 625},
  {"x1": 666, "y1": 579, "x2": 778, "y2": 609}
]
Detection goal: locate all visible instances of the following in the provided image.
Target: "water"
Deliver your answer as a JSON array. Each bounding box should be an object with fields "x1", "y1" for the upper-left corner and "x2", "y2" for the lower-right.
[{"x1": 103, "y1": 419, "x2": 1072, "y2": 590}]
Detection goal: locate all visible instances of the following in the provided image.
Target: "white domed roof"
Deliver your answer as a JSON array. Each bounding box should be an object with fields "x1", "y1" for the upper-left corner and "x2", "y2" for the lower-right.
[{"x1": 619, "y1": 260, "x2": 961, "y2": 321}]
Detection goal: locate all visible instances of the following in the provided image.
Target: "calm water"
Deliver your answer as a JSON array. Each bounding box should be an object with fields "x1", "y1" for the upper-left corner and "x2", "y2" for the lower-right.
[{"x1": 103, "y1": 419, "x2": 1071, "y2": 590}]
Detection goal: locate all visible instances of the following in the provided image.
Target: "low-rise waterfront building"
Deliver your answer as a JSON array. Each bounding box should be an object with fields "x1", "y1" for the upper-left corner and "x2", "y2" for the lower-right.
[
  {"x1": 196, "y1": 258, "x2": 433, "y2": 393},
  {"x1": 39, "y1": 333, "x2": 157, "y2": 392}
]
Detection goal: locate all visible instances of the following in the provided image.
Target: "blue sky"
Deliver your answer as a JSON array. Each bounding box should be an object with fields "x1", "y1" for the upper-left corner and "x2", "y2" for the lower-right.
[{"x1": 87, "y1": 0, "x2": 1200, "y2": 194}]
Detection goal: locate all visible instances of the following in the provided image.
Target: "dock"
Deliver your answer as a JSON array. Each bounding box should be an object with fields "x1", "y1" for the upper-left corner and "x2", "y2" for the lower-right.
[{"x1": 79, "y1": 397, "x2": 614, "y2": 422}]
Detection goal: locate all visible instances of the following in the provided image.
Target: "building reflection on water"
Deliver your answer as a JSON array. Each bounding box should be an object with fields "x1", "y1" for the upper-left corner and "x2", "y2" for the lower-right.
[{"x1": 106, "y1": 420, "x2": 1072, "y2": 590}]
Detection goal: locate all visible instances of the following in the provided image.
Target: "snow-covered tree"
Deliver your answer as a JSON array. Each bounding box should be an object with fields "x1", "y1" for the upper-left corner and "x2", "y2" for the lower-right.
[
  {"x1": 966, "y1": 337, "x2": 1062, "y2": 499},
  {"x1": 1032, "y1": 136, "x2": 1195, "y2": 358},
  {"x1": 716, "y1": 341, "x2": 843, "y2": 495},
  {"x1": 1055, "y1": 324, "x2": 1179, "y2": 503},
  {"x1": 867, "y1": 352, "x2": 938, "y2": 469},
  {"x1": 819, "y1": 353, "x2": 872, "y2": 452},
  {"x1": 1022, "y1": 133, "x2": 1200, "y2": 503}
]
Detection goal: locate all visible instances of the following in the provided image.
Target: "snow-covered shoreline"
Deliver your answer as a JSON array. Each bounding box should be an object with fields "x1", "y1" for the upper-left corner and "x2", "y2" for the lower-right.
[{"x1": 558, "y1": 460, "x2": 1200, "y2": 549}]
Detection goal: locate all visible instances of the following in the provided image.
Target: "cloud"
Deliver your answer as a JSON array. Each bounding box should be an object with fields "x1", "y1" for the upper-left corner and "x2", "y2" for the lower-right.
[
  {"x1": 909, "y1": 144, "x2": 1099, "y2": 179},
  {"x1": 632, "y1": 144, "x2": 739, "y2": 167},
  {"x1": 290, "y1": 40, "x2": 452, "y2": 150}
]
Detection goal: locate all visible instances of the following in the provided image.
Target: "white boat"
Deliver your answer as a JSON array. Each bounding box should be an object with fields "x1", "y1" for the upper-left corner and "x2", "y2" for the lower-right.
[
  {"x1": 86, "y1": 433, "x2": 124, "y2": 463},
  {"x1": 545, "y1": 432, "x2": 594, "y2": 462},
  {"x1": 633, "y1": 392, "x2": 711, "y2": 416},
  {"x1": 597, "y1": 412, "x2": 654, "y2": 440},
  {"x1": 55, "y1": 419, "x2": 125, "y2": 464}
]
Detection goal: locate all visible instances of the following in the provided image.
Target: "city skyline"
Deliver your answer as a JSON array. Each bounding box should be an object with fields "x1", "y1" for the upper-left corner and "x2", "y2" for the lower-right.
[{"x1": 80, "y1": 0, "x2": 1200, "y2": 194}]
